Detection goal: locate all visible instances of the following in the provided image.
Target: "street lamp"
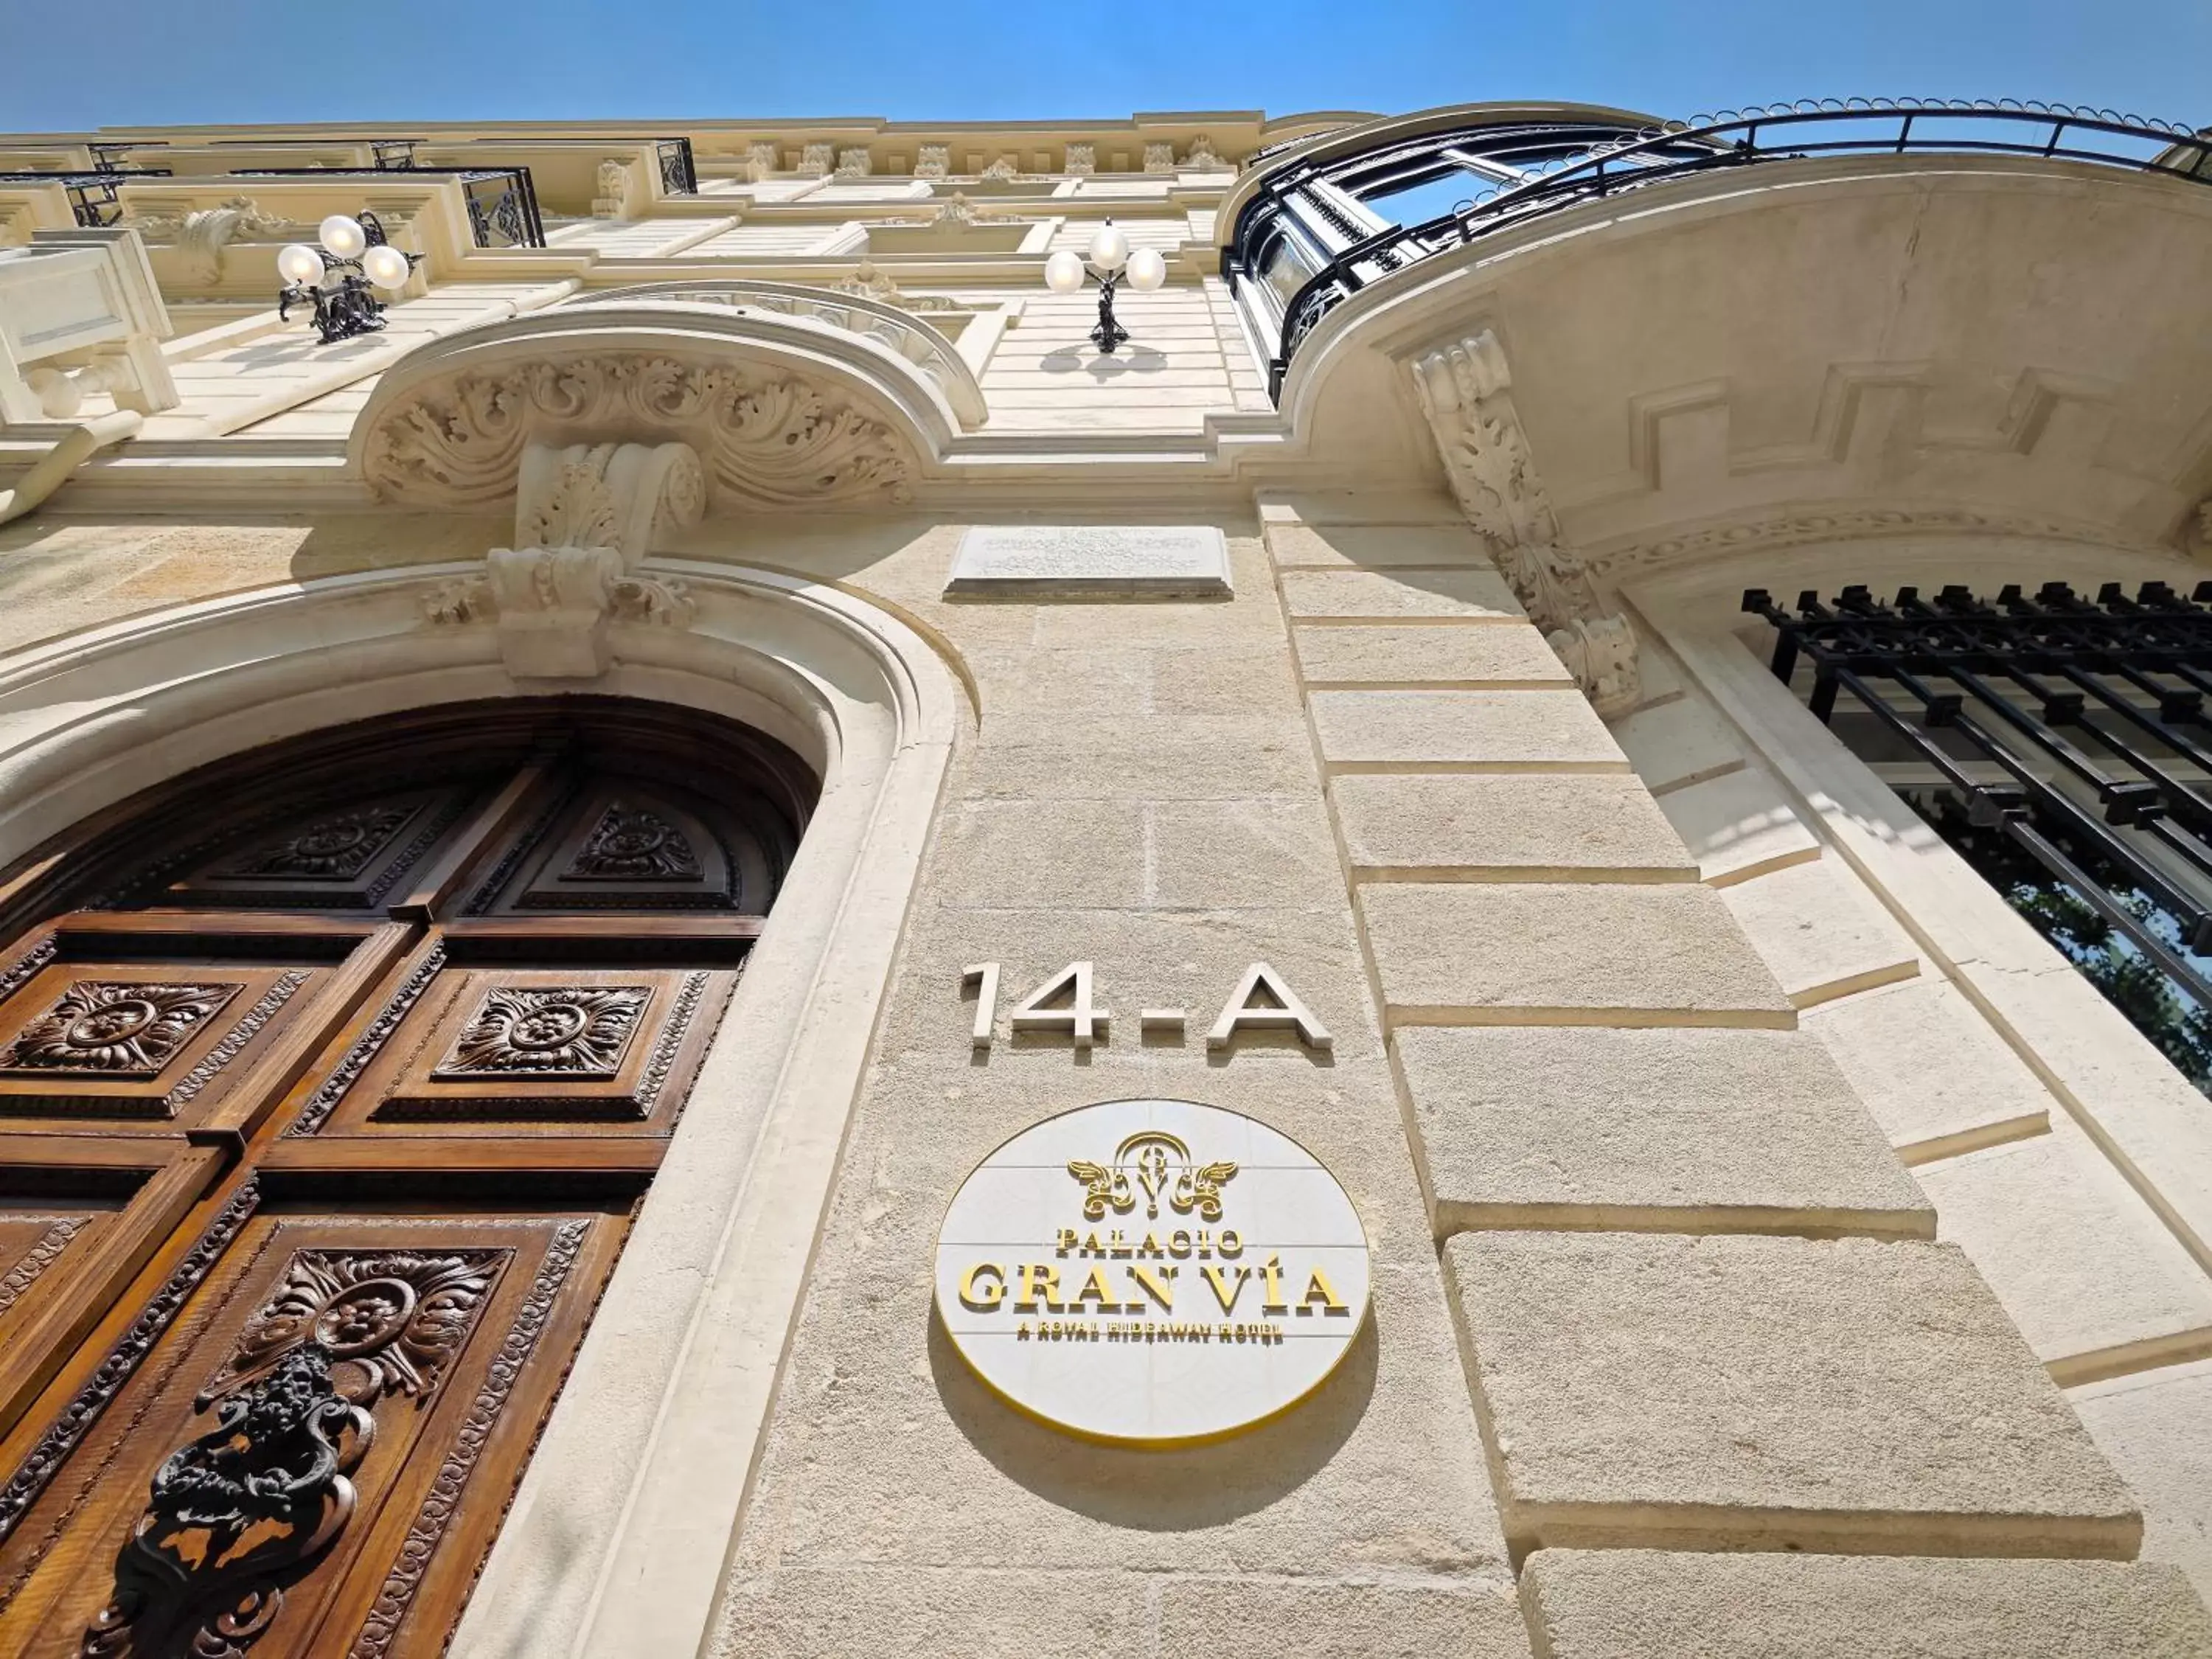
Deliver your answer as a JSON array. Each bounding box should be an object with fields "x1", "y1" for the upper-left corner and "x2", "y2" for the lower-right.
[
  {"x1": 1043, "y1": 218, "x2": 1167, "y2": 353},
  {"x1": 275, "y1": 212, "x2": 420, "y2": 344}
]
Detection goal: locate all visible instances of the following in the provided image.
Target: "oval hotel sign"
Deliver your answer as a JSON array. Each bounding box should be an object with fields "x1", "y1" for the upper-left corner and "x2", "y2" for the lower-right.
[{"x1": 934, "y1": 1098, "x2": 1371, "y2": 1445}]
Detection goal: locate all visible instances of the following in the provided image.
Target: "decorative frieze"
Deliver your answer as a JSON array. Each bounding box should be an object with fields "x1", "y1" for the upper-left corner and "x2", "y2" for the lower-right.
[
  {"x1": 914, "y1": 144, "x2": 950, "y2": 179},
  {"x1": 1144, "y1": 142, "x2": 1176, "y2": 175},
  {"x1": 1063, "y1": 142, "x2": 1095, "y2": 177},
  {"x1": 834, "y1": 147, "x2": 872, "y2": 178},
  {"x1": 1410, "y1": 330, "x2": 1641, "y2": 714}
]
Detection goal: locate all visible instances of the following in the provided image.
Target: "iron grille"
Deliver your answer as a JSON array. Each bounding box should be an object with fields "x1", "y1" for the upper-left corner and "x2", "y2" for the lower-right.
[
  {"x1": 228, "y1": 167, "x2": 546, "y2": 248},
  {"x1": 0, "y1": 169, "x2": 172, "y2": 227},
  {"x1": 655, "y1": 138, "x2": 698, "y2": 196},
  {"x1": 1750, "y1": 581, "x2": 2212, "y2": 1077}
]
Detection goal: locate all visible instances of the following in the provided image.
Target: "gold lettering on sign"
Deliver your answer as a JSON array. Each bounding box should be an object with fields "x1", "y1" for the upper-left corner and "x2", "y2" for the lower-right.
[{"x1": 959, "y1": 1262, "x2": 1005, "y2": 1310}]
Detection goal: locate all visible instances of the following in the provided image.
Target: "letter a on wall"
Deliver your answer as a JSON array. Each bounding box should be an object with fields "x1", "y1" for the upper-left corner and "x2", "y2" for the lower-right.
[{"x1": 1206, "y1": 962, "x2": 1332, "y2": 1052}]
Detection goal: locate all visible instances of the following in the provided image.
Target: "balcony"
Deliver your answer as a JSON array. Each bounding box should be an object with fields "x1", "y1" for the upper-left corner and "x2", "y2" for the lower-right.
[{"x1": 1224, "y1": 100, "x2": 2212, "y2": 402}]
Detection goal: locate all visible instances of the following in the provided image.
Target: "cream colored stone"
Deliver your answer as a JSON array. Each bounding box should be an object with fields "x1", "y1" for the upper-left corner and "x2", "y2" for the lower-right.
[
  {"x1": 1360, "y1": 883, "x2": 1794, "y2": 1025},
  {"x1": 1279, "y1": 568, "x2": 1523, "y2": 622},
  {"x1": 1917, "y1": 1118, "x2": 2212, "y2": 1374},
  {"x1": 1443, "y1": 1231, "x2": 2138, "y2": 1555},
  {"x1": 964, "y1": 712, "x2": 1318, "y2": 801},
  {"x1": 1653, "y1": 765, "x2": 1820, "y2": 884},
  {"x1": 1609, "y1": 693, "x2": 1750, "y2": 794},
  {"x1": 1292, "y1": 623, "x2": 1573, "y2": 687},
  {"x1": 1717, "y1": 856, "x2": 1920, "y2": 1007},
  {"x1": 2070, "y1": 1359, "x2": 2212, "y2": 1606},
  {"x1": 1800, "y1": 978, "x2": 2054, "y2": 1158},
  {"x1": 1520, "y1": 1550, "x2": 2212, "y2": 1659},
  {"x1": 1397, "y1": 1026, "x2": 1928, "y2": 1236},
  {"x1": 1333, "y1": 774, "x2": 1694, "y2": 879},
  {"x1": 1267, "y1": 521, "x2": 1495, "y2": 569},
  {"x1": 712, "y1": 1571, "x2": 1147, "y2": 1658},
  {"x1": 1156, "y1": 1579, "x2": 1531, "y2": 1658},
  {"x1": 1310, "y1": 689, "x2": 1627, "y2": 771}
]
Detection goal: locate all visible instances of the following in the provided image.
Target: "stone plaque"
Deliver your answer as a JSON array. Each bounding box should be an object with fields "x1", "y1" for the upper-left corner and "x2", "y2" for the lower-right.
[
  {"x1": 935, "y1": 1097, "x2": 1369, "y2": 1445},
  {"x1": 945, "y1": 526, "x2": 1231, "y2": 597}
]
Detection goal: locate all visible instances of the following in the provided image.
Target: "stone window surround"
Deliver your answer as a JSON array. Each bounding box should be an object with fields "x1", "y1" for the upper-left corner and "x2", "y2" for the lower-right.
[
  {"x1": 1623, "y1": 538, "x2": 2212, "y2": 1288},
  {"x1": 0, "y1": 559, "x2": 960, "y2": 1658}
]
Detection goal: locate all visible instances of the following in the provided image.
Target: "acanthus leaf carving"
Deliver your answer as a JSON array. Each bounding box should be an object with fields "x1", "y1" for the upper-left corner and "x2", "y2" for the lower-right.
[
  {"x1": 1062, "y1": 143, "x2": 1095, "y2": 178},
  {"x1": 1411, "y1": 330, "x2": 1641, "y2": 715},
  {"x1": 364, "y1": 355, "x2": 913, "y2": 512},
  {"x1": 914, "y1": 145, "x2": 950, "y2": 180}
]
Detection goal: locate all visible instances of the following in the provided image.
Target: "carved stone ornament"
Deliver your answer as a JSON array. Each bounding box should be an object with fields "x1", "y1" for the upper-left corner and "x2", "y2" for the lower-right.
[
  {"x1": 1063, "y1": 142, "x2": 1096, "y2": 178},
  {"x1": 798, "y1": 142, "x2": 834, "y2": 178},
  {"x1": 1143, "y1": 142, "x2": 1176, "y2": 175},
  {"x1": 978, "y1": 156, "x2": 1019, "y2": 183},
  {"x1": 914, "y1": 145, "x2": 950, "y2": 179},
  {"x1": 1410, "y1": 330, "x2": 1641, "y2": 714},
  {"x1": 364, "y1": 354, "x2": 914, "y2": 512},
  {"x1": 743, "y1": 142, "x2": 778, "y2": 183},
  {"x1": 420, "y1": 439, "x2": 703, "y2": 678},
  {"x1": 1183, "y1": 134, "x2": 1228, "y2": 171},
  {"x1": 436, "y1": 985, "x2": 651, "y2": 1077},
  {"x1": 0, "y1": 981, "x2": 238, "y2": 1077},
  {"x1": 125, "y1": 197, "x2": 298, "y2": 284},
  {"x1": 83, "y1": 1249, "x2": 502, "y2": 1659},
  {"x1": 593, "y1": 159, "x2": 633, "y2": 219},
  {"x1": 566, "y1": 802, "x2": 703, "y2": 880},
  {"x1": 834, "y1": 147, "x2": 872, "y2": 178}
]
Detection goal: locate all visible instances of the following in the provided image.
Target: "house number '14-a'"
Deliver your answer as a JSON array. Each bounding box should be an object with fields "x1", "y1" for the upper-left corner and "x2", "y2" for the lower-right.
[{"x1": 961, "y1": 961, "x2": 1332, "y2": 1054}]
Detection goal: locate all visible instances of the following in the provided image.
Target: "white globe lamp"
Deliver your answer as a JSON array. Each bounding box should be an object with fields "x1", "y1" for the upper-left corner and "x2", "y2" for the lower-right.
[
  {"x1": 361, "y1": 243, "x2": 413, "y2": 291},
  {"x1": 318, "y1": 214, "x2": 368, "y2": 260},
  {"x1": 1124, "y1": 246, "x2": 1167, "y2": 292},
  {"x1": 276, "y1": 243, "x2": 326, "y2": 286},
  {"x1": 1086, "y1": 220, "x2": 1130, "y2": 272},
  {"x1": 1043, "y1": 249, "x2": 1085, "y2": 295}
]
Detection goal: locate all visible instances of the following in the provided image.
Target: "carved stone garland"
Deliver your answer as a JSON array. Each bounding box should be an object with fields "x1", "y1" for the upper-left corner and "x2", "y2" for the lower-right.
[
  {"x1": 82, "y1": 1250, "x2": 504, "y2": 1659},
  {"x1": 364, "y1": 354, "x2": 914, "y2": 512},
  {"x1": 1409, "y1": 330, "x2": 1641, "y2": 715}
]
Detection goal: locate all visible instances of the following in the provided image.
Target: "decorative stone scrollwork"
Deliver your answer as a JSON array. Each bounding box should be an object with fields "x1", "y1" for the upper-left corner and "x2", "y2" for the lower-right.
[
  {"x1": 1183, "y1": 134, "x2": 1228, "y2": 171},
  {"x1": 742, "y1": 142, "x2": 778, "y2": 182},
  {"x1": 1144, "y1": 142, "x2": 1176, "y2": 175},
  {"x1": 364, "y1": 355, "x2": 913, "y2": 511},
  {"x1": 1063, "y1": 143, "x2": 1095, "y2": 177},
  {"x1": 593, "y1": 159, "x2": 633, "y2": 220},
  {"x1": 82, "y1": 1251, "x2": 501, "y2": 1659},
  {"x1": 834, "y1": 147, "x2": 872, "y2": 178},
  {"x1": 798, "y1": 143, "x2": 834, "y2": 178},
  {"x1": 978, "y1": 156, "x2": 1019, "y2": 183},
  {"x1": 914, "y1": 145, "x2": 950, "y2": 180},
  {"x1": 125, "y1": 197, "x2": 298, "y2": 284},
  {"x1": 1411, "y1": 330, "x2": 1641, "y2": 714}
]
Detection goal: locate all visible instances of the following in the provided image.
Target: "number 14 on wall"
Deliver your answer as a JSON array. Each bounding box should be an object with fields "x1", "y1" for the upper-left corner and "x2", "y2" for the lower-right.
[{"x1": 961, "y1": 961, "x2": 1333, "y2": 1054}]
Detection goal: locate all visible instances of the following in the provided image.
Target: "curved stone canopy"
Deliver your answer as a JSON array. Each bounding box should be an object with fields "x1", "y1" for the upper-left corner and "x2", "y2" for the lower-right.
[{"x1": 350, "y1": 303, "x2": 964, "y2": 512}]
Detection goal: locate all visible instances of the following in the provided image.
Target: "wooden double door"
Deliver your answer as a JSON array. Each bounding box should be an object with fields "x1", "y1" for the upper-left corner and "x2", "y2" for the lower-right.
[{"x1": 0, "y1": 698, "x2": 809, "y2": 1658}]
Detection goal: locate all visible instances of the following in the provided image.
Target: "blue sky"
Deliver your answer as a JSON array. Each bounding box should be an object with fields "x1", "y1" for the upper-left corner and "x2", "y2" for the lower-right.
[{"x1": 2, "y1": 0, "x2": 2202, "y2": 132}]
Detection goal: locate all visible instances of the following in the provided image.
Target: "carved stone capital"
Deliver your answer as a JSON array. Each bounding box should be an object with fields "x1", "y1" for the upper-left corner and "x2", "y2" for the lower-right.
[{"x1": 1410, "y1": 330, "x2": 1641, "y2": 715}]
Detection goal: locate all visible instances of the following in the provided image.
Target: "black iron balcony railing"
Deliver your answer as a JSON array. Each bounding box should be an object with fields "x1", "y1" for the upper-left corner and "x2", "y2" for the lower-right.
[
  {"x1": 0, "y1": 169, "x2": 173, "y2": 227},
  {"x1": 655, "y1": 137, "x2": 698, "y2": 196},
  {"x1": 1229, "y1": 100, "x2": 2212, "y2": 402},
  {"x1": 1752, "y1": 581, "x2": 2212, "y2": 1091},
  {"x1": 229, "y1": 166, "x2": 547, "y2": 248}
]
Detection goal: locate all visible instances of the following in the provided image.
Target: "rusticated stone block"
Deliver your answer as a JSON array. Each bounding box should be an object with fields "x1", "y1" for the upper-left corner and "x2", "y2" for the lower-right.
[
  {"x1": 1442, "y1": 1231, "x2": 2138, "y2": 1557},
  {"x1": 1519, "y1": 1550, "x2": 2212, "y2": 1659}
]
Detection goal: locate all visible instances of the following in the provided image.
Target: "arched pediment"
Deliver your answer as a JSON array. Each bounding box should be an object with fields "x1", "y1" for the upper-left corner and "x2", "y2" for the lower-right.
[{"x1": 350, "y1": 303, "x2": 964, "y2": 512}]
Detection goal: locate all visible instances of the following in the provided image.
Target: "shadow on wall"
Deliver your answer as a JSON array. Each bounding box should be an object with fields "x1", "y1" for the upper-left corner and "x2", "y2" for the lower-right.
[
  {"x1": 926, "y1": 1304, "x2": 1377, "y2": 1526},
  {"x1": 1035, "y1": 345, "x2": 1169, "y2": 382}
]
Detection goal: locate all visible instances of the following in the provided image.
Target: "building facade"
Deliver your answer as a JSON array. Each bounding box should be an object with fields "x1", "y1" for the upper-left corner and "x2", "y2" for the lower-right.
[{"x1": 0, "y1": 101, "x2": 2208, "y2": 1657}]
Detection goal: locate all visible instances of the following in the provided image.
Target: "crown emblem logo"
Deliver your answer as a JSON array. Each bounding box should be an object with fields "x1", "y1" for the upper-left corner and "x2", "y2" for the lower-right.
[{"x1": 1067, "y1": 1130, "x2": 1237, "y2": 1222}]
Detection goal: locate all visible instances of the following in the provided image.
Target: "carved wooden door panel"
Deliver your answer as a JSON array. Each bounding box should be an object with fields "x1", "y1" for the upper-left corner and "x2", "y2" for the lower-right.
[{"x1": 0, "y1": 700, "x2": 805, "y2": 1658}]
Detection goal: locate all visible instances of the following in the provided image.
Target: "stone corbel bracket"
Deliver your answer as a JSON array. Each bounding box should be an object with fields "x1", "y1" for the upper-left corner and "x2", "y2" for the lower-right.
[
  {"x1": 1409, "y1": 330, "x2": 1640, "y2": 714},
  {"x1": 423, "y1": 439, "x2": 703, "y2": 678}
]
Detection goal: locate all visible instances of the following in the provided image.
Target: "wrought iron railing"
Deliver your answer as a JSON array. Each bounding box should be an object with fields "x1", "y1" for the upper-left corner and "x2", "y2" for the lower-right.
[
  {"x1": 1233, "y1": 100, "x2": 2212, "y2": 401},
  {"x1": 228, "y1": 166, "x2": 547, "y2": 248},
  {"x1": 1750, "y1": 581, "x2": 2212, "y2": 1082},
  {"x1": 0, "y1": 169, "x2": 173, "y2": 227},
  {"x1": 655, "y1": 137, "x2": 698, "y2": 196}
]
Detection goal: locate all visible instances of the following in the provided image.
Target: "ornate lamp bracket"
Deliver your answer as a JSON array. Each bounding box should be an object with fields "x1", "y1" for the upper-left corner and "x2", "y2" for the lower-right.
[
  {"x1": 422, "y1": 440, "x2": 705, "y2": 679},
  {"x1": 1409, "y1": 330, "x2": 1641, "y2": 715}
]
